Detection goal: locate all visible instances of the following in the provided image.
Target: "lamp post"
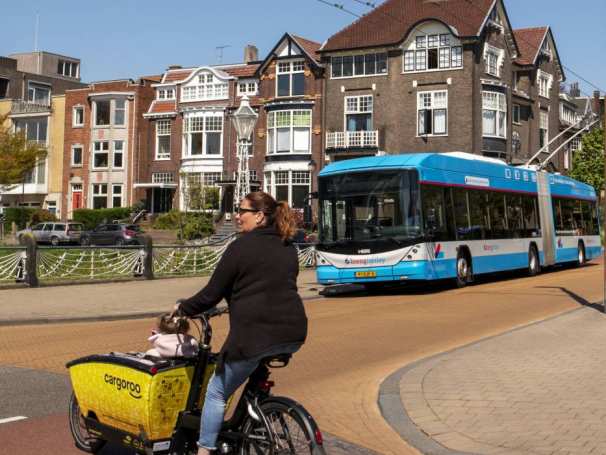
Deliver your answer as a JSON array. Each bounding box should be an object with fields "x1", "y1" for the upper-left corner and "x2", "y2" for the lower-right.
[{"x1": 231, "y1": 95, "x2": 258, "y2": 210}]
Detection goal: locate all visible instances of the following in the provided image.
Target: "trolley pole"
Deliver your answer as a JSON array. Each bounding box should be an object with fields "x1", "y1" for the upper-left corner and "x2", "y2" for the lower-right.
[{"x1": 603, "y1": 104, "x2": 605, "y2": 310}]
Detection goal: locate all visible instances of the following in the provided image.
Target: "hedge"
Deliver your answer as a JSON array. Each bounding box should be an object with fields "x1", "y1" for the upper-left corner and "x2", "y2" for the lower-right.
[
  {"x1": 3, "y1": 207, "x2": 57, "y2": 231},
  {"x1": 72, "y1": 207, "x2": 133, "y2": 230}
]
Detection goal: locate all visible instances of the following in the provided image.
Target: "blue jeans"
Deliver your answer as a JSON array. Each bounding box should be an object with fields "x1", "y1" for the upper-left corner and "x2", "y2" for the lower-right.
[{"x1": 197, "y1": 344, "x2": 300, "y2": 450}]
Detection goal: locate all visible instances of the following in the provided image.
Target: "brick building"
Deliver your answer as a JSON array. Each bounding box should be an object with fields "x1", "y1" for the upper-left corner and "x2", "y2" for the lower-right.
[
  {"x1": 61, "y1": 78, "x2": 157, "y2": 220},
  {"x1": 141, "y1": 35, "x2": 323, "y2": 215},
  {"x1": 0, "y1": 51, "x2": 85, "y2": 216},
  {"x1": 318, "y1": 0, "x2": 565, "y2": 168}
]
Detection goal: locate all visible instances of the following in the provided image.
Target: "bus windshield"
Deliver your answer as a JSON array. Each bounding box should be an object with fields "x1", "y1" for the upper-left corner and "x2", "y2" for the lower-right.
[{"x1": 319, "y1": 169, "x2": 421, "y2": 244}]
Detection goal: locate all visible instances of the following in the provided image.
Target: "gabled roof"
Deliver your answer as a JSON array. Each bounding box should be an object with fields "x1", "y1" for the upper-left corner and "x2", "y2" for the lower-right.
[
  {"x1": 513, "y1": 27, "x2": 548, "y2": 65},
  {"x1": 256, "y1": 33, "x2": 323, "y2": 75},
  {"x1": 513, "y1": 26, "x2": 564, "y2": 80},
  {"x1": 320, "y1": 0, "x2": 494, "y2": 52}
]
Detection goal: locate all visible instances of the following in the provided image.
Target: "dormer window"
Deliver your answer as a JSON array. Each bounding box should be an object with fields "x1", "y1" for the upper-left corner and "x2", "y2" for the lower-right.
[
  {"x1": 157, "y1": 88, "x2": 175, "y2": 100},
  {"x1": 277, "y1": 60, "x2": 305, "y2": 97},
  {"x1": 181, "y1": 71, "x2": 228, "y2": 102},
  {"x1": 238, "y1": 80, "x2": 258, "y2": 96},
  {"x1": 403, "y1": 33, "x2": 462, "y2": 73}
]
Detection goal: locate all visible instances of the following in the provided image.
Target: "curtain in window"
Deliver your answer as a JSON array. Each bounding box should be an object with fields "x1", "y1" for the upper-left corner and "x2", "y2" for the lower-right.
[
  {"x1": 277, "y1": 129, "x2": 290, "y2": 152},
  {"x1": 293, "y1": 128, "x2": 309, "y2": 152},
  {"x1": 433, "y1": 109, "x2": 446, "y2": 134},
  {"x1": 483, "y1": 110, "x2": 496, "y2": 135}
]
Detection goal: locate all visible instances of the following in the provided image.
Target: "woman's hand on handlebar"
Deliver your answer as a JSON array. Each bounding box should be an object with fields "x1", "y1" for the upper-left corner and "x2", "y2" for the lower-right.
[{"x1": 171, "y1": 299, "x2": 186, "y2": 318}]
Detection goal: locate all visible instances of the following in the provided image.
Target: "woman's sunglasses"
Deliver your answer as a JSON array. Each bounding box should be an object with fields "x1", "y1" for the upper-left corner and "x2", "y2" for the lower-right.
[{"x1": 236, "y1": 207, "x2": 259, "y2": 215}]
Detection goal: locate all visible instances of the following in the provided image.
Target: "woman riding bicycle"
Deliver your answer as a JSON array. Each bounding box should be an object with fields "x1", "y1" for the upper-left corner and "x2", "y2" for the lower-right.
[{"x1": 174, "y1": 191, "x2": 308, "y2": 455}]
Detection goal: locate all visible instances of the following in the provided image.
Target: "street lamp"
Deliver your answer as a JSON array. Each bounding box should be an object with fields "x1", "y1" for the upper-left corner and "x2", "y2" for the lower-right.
[{"x1": 231, "y1": 95, "x2": 258, "y2": 210}]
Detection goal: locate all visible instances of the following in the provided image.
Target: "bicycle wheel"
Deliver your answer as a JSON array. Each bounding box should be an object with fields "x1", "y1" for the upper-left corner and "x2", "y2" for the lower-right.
[
  {"x1": 239, "y1": 400, "x2": 318, "y2": 455},
  {"x1": 68, "y1": 392, "x2": 106, "y2": 453}
]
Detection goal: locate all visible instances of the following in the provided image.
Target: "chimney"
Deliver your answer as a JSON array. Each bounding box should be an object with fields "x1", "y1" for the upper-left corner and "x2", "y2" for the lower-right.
[
  {"x1": 167, "y1": 64, "x2": 182, "y2": 70},
  {"x1": 593, "y1": 90, "x2": 601, "y2": 115},
  {"x1": 244, "y1": 45, "x2": 258, "y2": 64},
  {"x1": 569, "y1": 82, "x2": 580, "y2": 98}
]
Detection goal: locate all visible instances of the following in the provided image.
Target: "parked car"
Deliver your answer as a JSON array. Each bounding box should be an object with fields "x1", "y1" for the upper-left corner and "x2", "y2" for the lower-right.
[
  {"x1": 17, "y1": 222, "x2": 84, "y2": 246},
  {"x1": 80, "y1": 223, "x2": 143, "y2": 246}
]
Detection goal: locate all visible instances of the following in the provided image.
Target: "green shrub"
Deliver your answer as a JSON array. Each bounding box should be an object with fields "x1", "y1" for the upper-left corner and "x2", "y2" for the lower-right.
[
  {"x1": 30, "y1": 209, "x2": 57, "y2": 224},
  {"x1": 3, "y1": 207, "x2": 37, "y2": 230},
  {"x1": 73, "y1": 207, "x2": 132, "y2": 230},
  {"x1": 182, "y1": 215, "x2": 214, "y2": 240},
  {"x1": 2, "y1": 207, "x2": 56, "y2": 232},
  {"x1": 152, "y1": 210, "x2": 214, "y2": 240},
  {"x1": 153, "y1": 210, "x2": 184, "y2": 230}
]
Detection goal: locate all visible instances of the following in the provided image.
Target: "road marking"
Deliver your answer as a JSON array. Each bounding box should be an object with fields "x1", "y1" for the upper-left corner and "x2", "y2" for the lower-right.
[{"x1": 0, "y1": 416, "x2": 27, "y2": 425}]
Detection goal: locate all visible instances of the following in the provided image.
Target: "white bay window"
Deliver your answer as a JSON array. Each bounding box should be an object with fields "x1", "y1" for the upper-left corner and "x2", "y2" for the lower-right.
[
  {"x1": 482, "y1": 91, "x2": 507, "y2": 138},
  {"x1": 181, "y1": 73, "x2": 228, "y2": 102},
  {"x1": 264, "y1": 170, "x2": 310, "y2": 208},
  {"x1": 267, "y1": 110, "x2": 311, "y2": 154}
]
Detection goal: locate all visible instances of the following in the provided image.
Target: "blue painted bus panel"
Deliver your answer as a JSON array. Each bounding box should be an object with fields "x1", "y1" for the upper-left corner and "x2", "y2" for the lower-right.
[
  {"x1": 472, "y1": 252, "x2": 528, "y2": 274},
  {"x1": 556, "y1": 247, "x2": 578, "y2": 263},
  {"x1": 319, "y1": 153, "x2": 597, "y2": 201},
  {"x1": 587, "y1": 246, "x2": 602, "y2": 260}
]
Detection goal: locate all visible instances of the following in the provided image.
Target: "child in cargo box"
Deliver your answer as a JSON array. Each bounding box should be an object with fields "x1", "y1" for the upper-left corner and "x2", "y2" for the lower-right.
[{"x1": 145, "y1": 313, "x2": 198, "y2": 358}]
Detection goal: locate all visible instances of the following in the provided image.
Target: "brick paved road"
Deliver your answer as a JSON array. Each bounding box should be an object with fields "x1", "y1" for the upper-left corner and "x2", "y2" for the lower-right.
[{"x1": 396, "y1": 307, "x2": 606, "y2": 455}]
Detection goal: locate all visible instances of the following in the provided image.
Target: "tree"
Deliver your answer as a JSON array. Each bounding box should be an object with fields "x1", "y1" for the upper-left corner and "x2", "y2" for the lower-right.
[
  {"x1": 0, "y1": 114, "x2": 47, "y2": 190},
  {"x1": 570, "y1": 128, "x2": 604, "y2": 199}
]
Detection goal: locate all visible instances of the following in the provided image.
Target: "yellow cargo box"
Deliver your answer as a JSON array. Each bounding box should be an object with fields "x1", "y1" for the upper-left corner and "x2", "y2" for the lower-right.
[{"x1": 67, "y1": 353, "x2": 215, "y2": 441}]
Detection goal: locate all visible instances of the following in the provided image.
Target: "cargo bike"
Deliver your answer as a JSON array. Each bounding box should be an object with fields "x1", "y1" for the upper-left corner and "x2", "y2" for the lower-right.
[{"x1": 66, "y1": 307, "x2": 326, "y2": 454}]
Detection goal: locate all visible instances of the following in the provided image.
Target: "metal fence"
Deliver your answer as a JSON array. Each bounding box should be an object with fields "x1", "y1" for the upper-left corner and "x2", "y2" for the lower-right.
[{"x1": 6, "y1": 235, "x2": 316, "y2": 287}]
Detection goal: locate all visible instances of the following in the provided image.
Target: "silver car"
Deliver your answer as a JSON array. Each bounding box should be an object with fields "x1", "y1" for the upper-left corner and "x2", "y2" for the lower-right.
[{"x1": 17, "y1": 222, "x2": 84, "y2": 246}]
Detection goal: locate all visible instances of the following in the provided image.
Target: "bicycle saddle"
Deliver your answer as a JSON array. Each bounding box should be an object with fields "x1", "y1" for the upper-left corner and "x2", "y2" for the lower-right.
[{"x1": 261, "y1": 353, "x2": 292, "y2": 368}]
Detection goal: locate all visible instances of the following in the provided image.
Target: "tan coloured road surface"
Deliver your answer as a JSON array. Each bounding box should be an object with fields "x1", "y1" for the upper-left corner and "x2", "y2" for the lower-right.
[{"x1": 0, "y1": 262, "x2": 602, "y2": 454}]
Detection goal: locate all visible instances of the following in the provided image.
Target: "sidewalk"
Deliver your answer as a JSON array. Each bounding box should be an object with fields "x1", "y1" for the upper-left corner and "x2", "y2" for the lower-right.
[
  {"x1": 1, "y1": 269, "x2": 321, "y2": 325},
  {"x1": 380, "y1": 306, "x2": 606, "y2": 455}
]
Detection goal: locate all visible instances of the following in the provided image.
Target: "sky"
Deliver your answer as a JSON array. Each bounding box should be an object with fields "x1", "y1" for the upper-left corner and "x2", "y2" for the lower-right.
[{"x1": 1, "y1": 0, "x2": 604, "y2": 98}]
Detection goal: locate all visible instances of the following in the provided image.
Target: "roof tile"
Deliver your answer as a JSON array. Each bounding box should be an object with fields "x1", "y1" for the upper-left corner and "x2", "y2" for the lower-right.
[
  {"x1": 321, "y1": 0, "x2": 494, "y2": 52},
  {"x1": 513, "y1": 27, "x2": 548, "y2": 65}
]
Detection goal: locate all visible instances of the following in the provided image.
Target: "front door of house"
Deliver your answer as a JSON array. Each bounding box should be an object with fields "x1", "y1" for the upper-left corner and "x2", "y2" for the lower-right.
[{"x1": 72, "y1": 184, "x2": 83, "y2": 211}]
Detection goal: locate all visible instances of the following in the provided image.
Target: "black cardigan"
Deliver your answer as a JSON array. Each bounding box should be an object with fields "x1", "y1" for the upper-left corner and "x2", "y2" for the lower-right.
[{"x1": 179, "y1": 226, "x2": 308, "y2": 368}]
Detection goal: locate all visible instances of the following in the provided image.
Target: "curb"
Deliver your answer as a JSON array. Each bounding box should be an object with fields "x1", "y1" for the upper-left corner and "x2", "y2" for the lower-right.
[
  {"x1": 378, "y1": 306, "x2": 589, "y2": 455},
  {"x1": 0, "y1": 294, "x2": 324, "y2": 327}
]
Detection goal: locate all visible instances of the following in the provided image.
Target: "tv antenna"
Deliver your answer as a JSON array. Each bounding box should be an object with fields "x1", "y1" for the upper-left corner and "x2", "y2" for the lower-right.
[{"x1": 215, "y1": 45, "x2": 231, "y2": 64}]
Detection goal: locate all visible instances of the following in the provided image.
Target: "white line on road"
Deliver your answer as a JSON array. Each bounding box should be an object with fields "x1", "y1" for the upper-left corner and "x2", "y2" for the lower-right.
[{"x1": 0, "y1": 416, "x2": 27, "y2": 425}]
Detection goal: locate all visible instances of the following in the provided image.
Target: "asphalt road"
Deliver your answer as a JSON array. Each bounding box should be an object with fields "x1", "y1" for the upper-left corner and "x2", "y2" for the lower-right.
[{"x1": 0, "y1": 261, "x2": 602, "y2": 454}]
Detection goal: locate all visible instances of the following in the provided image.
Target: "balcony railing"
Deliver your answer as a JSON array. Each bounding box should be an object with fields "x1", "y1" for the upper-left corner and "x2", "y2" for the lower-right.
[
  {"x1": 326, "y1": 130, "x2": 379, "y2": 149},
  {"x1": 11, "y1": 99, "x2": 51, "y2": 115}
]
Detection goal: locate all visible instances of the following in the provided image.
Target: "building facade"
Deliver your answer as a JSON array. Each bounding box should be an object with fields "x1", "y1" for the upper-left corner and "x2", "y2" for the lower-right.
[
  {"x1": 318, "y1": 0, "x2": 564, "y2": 169},
  {"x1": 0, "y1": 52, "x2": 85, "y2": 216},
  {"x1": 61, "y1": 78, "x2": 157, "y2": 220}
]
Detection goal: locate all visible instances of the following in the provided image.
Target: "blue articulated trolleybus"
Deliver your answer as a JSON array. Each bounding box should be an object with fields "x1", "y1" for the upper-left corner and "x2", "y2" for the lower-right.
[{"x1": 315, "y1": 152, "x2": 601, "y2": 288}]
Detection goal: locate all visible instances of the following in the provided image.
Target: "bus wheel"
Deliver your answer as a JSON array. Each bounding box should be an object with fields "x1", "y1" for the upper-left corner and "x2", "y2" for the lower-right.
[
  {"x1": 528, "y1": 246, "x2": 540, "y2": 276},
  {"x1": 576, "y1": 242, "x2": 586, "y2": 267},
  {"x1": 455, "y1": 252, "x2": 472, "y2": 288}
]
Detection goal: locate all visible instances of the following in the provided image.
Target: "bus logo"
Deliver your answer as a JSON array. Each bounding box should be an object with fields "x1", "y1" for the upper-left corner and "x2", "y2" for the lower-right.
[
  {"x1": 434, "y1": 244, "x2": 444, "y2": 259},
  {"x1": 557, "y1": 238, "x2": 563, "y2": 248}
]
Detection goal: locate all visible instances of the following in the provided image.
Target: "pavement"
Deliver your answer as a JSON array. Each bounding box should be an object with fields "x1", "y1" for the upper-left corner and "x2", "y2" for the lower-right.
[
  {"x1": 4, "y1": 263, "x2": 606, "y2": 455},
  {"x1": 0, "y1": 269, "x2": 322, "y2": 325}
]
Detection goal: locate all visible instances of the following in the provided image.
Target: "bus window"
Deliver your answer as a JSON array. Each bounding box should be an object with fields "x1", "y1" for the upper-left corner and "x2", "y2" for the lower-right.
[
  {"x1": 521, "y1": 196, "x2": 539, "y2": 237},
  {"x1": 553, "y1": 199, "x2": 564, "y2": 233},
  {"x1": 487, "y1": 192, "x2": 507, "y2": 239},
  {"x1": 321, "y1": 200, "x2": 334, "y2": 241},
  {"x1": 452, "y1": 188, "x2": 471, "y2": 240},
  {"x1": 468, "y1": 190, "x2": 488, "y2": 240},
  {"x1": 506, "y1": 195, "x2": 523, "y2": 237},
  {"x1": 560, "y1": 198, "x2": 577, "y2": 234},
  {"x1": 421, "y1": 185, "x2": 451, "y2": 240},
  {"x1": 335, "y1": 201, "x2": 347, "y2": 240},
  {"x1": 572, "y1": 200, "x2": 584, "y2": 235},
  {"x1": 581, "y1": 200, "x2": 599, "y2": 235}
]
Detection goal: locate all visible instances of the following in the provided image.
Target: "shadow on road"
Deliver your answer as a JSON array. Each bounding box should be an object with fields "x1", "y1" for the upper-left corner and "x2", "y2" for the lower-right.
[
  {"x1": 319, "y1": 262, "x2": 598, "y2": 299},
  {"x1": 536, "y1": 285, "x2": 604, "y2": 313}
]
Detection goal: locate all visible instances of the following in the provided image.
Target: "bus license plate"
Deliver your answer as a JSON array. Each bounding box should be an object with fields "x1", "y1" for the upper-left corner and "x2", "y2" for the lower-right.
[{"x1": 355, "y1": 271, "x2": 376, "y2": 278}]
